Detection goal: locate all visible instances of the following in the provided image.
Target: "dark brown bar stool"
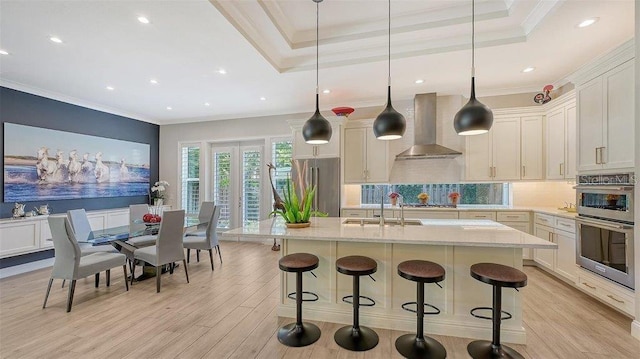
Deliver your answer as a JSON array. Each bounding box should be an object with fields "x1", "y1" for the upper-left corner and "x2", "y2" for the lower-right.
[
  {"x1": 334, "y1": 255, "x2": 379, "y2": 352},
  {"x1": 396, "y1": 260, "x2": 447, "y2": 359},
  {"x1": 468, "y1": 263, "x2": 527, "y2": 359},
  {"x1": 277, "y1": 253, "x2": 321, "y2": 347}
]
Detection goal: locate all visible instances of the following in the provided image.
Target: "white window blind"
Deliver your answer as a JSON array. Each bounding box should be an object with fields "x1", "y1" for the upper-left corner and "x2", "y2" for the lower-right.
[
  {"x1": 271, "y1": 140, "x2": 293, "y2": 197},
  {"x1": 180, "y1": 146, "x2": 200, "y2": 215},
  {"x1": 213, "y1": 151, "x2": 232, "y2": 229},
  {"x1": 242, "y1": 149, "x2": 261, "y2": 227}
]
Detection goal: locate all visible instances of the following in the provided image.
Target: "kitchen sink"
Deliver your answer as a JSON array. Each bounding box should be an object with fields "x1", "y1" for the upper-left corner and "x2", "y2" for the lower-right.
[{"x1": 342, "y1": 218, "x2": 423, "y2": 226}]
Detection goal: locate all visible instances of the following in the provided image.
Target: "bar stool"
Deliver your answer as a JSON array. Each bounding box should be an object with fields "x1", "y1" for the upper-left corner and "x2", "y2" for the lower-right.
[
  {"x1": 334, "y1": 255, "x2": 379, "y2": 351},
  {"x1": 468, "y1": 263, "x2": 527, "y2": 359},
  {"x1": 396, "y1": 260, "x2": 447, "y2": 359},
  {"x1": 277, "y1": 253, "x2": 321, "y2": 347}
]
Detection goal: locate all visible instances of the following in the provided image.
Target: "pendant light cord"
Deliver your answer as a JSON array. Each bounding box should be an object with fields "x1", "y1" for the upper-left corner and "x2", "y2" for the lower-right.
[
  {"x1": 471, "y1": 0, "x2": 475, "y2": 77},
  {"x1": 388, "y1": 0, "x2": 391, "y2": 86},
  {"x1": 316, "y1": 1, "x2": 319, "y2": 97}
]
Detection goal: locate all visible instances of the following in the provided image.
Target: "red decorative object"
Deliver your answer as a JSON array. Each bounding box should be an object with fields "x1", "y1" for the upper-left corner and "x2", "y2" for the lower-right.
[
  {"x1": 331, "y1": 107, "x2": 355, "y2": 117},
  {"x1": 143, "y1": 213, "x2": 153, "y2": 223}
]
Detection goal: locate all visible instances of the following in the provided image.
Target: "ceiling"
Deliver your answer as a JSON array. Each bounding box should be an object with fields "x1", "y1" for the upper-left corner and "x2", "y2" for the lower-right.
[{"x1": 0, "y1": 0, "x2": 634, "y2": 125}]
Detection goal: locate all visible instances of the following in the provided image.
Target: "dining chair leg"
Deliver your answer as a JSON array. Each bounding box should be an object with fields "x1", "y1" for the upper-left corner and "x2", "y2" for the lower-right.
[
  {"x1": 156, "y1": 266, "x2": 161, "y2": 293},
  {"x1": 106, "y1": 270, "x2": 111, "y2": 287},
  {"x1": 131, "y1": 264, "x2": 136, "y2": 286},
  {"x1": 208, "y1": 249, "x2": 214, "y2": 271},
  {"x1": 43, "y1": 278, "x2": 53, "y2": 309},
  {"x1": 66, "y1": 280, "x2": 76, "y2": 313},
  {"x1": 169, "y1": 263, "x2": 174, "y2": 275},
  {"x1": 183, "y1": 259, "x2": 190, "y2": 283},
  {"x1": 187, "y1": 249, "x2": 190, "y2": 264},
  {"x1": 61, "y1": 279, "x2": 65, "y2": 288},
  {"x1": 95, "y1": 273, "x2": 100, "y2": 288},
  {"x1": 217, "y1": 245, "x2": 222, "y2": 263},
  {"x1": 122, "y1": 265, "x2": 129, "y2": 291},
  {"x1": 196, "y1": 250, "x2": 200, "y2": 262}
]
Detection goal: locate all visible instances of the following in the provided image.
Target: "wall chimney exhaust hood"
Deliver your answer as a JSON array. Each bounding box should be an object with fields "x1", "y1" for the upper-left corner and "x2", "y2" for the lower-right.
[{"x1": 395, "y1": 93, "x2": 462, "y2": 160}]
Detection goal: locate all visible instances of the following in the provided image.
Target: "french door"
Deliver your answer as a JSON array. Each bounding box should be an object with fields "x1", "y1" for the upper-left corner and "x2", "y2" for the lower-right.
[{"x1": 212, "y1": 143, "x2": 263, "y2": 230}]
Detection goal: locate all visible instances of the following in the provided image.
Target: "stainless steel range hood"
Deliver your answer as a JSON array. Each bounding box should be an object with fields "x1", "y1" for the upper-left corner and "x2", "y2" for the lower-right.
[{"x1": 395, "y1": 93, "x2": 462, "y2": 160}]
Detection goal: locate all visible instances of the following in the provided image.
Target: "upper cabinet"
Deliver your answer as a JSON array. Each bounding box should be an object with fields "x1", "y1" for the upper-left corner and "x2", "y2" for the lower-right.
[
  {"x1": 343, "y1": 126, "x2": 389, "y2": 183},
  {"x1": 466, "y1": 114, "x2": 543, "y2": 181},
  {"x1": 576, "y1": 55, "x2": 634, "y2": 173},
  {"x1": 291, "y1": 119, "x2": 343, "y2": 159},
  {"x1": 546, "y1": 95, "x2": 577, "y2": 180}
]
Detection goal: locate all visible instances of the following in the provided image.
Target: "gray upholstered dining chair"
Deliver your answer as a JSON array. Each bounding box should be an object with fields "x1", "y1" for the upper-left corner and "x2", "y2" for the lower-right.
[
  {"x1": 127, "y1": 204, "x2": 158, "y2": 247},
  {"x1": 131, "y1": 210, "x2": 189, "y2": 293},
  {"x1": 43, "y1": 216, "x2": 128, "y2": 312},
  {"x1": 185, "y1": 201, "x2": 215, "y2": 237},
  {"x1": 183, "y1": 205, "x2": 222, "y2": 271}
]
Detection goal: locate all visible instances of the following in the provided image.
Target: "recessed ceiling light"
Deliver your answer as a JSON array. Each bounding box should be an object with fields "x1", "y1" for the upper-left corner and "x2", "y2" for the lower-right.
[
  {"x1": 577, "y1": 17, "x2": 599, "y2": 28},
  {"x1": 106, "y1": 86, "x2": 114, "y2": 91},
  {"x1": 50, "y1": 37, "x2": 63, "y2": 44},
  {"x1": 260, "y1": 97, "x2": 266, "y2": 101},
  {"x1": 522, "y1": 67, "x2": 535, "y2": 73},
  {"x1": 415, "y1": 79, "x2": 424, "y2": 84},
  {"x1": 137, "y1": 16, "x2": 150, "y2": 24},
  {"x1": 217, "y1": 69, "x2": 227, "y2": 75},
  {"x1": 150, "y1": 79, "x2": 158, "y2": 84},
  {"x1": 166, "y1": 106, "x2": 172, "y2": 110},
  {"x1": 204, "y1": 102, "x2": 210, "y2": 107},
  {"x1": 0, "y1": 49, "x2": 8, "y2": 55},
  {"x1": 322, "y1": 89, "x2": 331, "y2": 94}
]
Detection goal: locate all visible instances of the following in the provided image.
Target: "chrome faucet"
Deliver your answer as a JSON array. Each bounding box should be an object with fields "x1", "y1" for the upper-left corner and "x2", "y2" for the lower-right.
[
  {"x1": 397, "y1": 194, "x2": 405, "y2": 226},
  {"x1": 379, "y1": 192, "x2": 385, "y2": 226}
]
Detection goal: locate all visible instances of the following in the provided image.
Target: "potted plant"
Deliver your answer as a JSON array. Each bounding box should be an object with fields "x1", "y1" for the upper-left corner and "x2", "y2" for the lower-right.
[
  {"x1": 418, "y1": 192, "x2": 429, "y2": 205},
  {"x1": 448, "y1": 192, "x2": 460, "y2": 207},
  {"x1": 388, "y1": 192, "x2": 400, "y2": 206}
]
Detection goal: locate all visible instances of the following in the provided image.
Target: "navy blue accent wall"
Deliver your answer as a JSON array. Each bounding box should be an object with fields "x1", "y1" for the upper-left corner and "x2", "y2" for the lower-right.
[{"x1": 1, "y1": 87, "x2": 159, "y2": 218}]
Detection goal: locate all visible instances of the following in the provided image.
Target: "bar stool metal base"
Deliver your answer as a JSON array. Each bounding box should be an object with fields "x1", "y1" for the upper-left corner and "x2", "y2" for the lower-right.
[
  {"x1": 334, "y1": 325, "x2": 379, "y2": 351},
  {"x1": 467, "y1": 340, "x2": 524, "y2": 359},
  {"x1": 277, "y1": 322, "x2": 321, "y2": 348},
  {"x1": 395, "y1": 334, "x2": 446, "y2": 359}
]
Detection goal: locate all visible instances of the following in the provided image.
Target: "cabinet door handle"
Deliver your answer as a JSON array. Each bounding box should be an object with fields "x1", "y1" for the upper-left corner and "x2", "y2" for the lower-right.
[
  {"x1": 522, "y1": 165, "x2": 526, "y2": 177},
  {"x1": 582, "y1": 282, "x2": 596, "y2": 290},
  {"x1": 599, "y1": 147, "x2": 606, "y2": 164},
  {"x1": 559, "y1": 163, "x2": 564, "y2": 176},
  {"x1": 595, "y1": 147, "x2": 600, "y2": 164},
  {"x1": 489, "y1": 166, "x2": 493, "y2": 178},
  {"x1": 607, "y1": 295, "x2": 624, "y2": 304}
]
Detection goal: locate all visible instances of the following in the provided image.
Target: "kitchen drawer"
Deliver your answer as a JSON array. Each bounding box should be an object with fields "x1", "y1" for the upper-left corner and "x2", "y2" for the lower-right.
[
  {"x1": 341, "y1": 209, "x2": 368, "y2": 218},
  {"x1": 577, "y1": 269, "x2": 635, "y2": 316},
  {"x1": 555, "y1": 217, "x2": 576, "y2": 233},
  {"x1": 403, "y1": 210, "x2": 459, "y2": 220},
  {"x1": 459, "y1": 211, "x2": 497, "y2": 221},
  {"x1": 497, "y1": 212, "x2": 530, "y2": 222},
  {"x1": 534, "y1": 213, "x2": 554, "y2": 227}
]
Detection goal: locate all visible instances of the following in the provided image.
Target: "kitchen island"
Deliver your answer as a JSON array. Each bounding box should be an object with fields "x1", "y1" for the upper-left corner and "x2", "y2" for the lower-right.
[{"x1": 223, "y1": 217, "x2": 556, "y2": 344}]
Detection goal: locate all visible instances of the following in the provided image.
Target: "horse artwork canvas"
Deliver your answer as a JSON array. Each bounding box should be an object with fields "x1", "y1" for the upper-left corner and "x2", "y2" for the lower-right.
[{"x1": 3, "y1": 123, "x2": 150, "y2": 202}]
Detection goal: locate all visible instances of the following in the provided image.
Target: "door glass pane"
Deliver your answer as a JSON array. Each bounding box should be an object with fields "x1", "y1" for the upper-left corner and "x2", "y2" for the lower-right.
[
  {"x1": 181, "y1": 146, "x2": 200, "y2": 215},
  {"x1": 271, "y1": 140, "x2": 293, "y2": 198},
  {"x1": 213, "y1": 151, "x2": 231, "y2": 229},
  {"x1": 242, "y1": 150, "x2": 261, "y2": 228}
]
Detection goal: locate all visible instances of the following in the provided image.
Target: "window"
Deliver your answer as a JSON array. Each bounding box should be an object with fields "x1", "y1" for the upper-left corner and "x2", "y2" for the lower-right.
[
  {"x1": 180, "y1": 145, "x2": 200, "y2": 215},
  {"x1": 270, "y1": 139, "x2": 293, "y2": 199},
  {"x1": 242, "y1": 149, "x2": 261, "y2": 227},
  {"x1": 361, "y1": 183, "x2": 509, "y2": 205}
]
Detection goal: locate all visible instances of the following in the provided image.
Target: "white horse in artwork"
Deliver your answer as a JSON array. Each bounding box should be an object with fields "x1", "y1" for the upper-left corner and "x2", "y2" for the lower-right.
[
  {"x1": 35, "y1": 147, "x2": 56, "y2": 182},
  {"x1": 67, "y1": 150, "x2": 81, "y2": 182},
  {"x1": 119, "y1": 158, "x2": 129, "y2": 181},
  {"x1": 81, "y1": 153, "x2": 93, "y2": 173},
  {"x1": 94, "y1": 152, "x2": 110, "y2": 183}
]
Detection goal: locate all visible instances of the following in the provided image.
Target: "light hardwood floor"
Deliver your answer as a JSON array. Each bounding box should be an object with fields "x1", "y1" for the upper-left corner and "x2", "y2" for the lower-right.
[{"x1": 1, "y1": 241, "x2": 638, "y2": 358}]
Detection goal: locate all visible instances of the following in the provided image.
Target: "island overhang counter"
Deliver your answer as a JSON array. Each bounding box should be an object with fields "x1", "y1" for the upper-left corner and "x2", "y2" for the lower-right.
[{"x1": 223, "y1": 217, "x2": 556, "y2": 344}]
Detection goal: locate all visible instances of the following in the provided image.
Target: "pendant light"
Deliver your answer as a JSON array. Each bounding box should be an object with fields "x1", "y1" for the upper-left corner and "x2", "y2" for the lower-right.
[
  {"x1": 373, "y1": 0, "x2": 406, "y2": 140},
  {"x1": 454, "y1": 0, "x2": 493, "y2": 136},
  {"x1": 302, "y1": 0, "x2": 332, "y2": 145}
]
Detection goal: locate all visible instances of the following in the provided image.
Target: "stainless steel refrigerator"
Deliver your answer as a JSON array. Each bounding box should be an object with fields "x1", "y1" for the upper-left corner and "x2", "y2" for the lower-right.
[{"x1": 293, "y1": 158, "x2": 341, "y2": 217}]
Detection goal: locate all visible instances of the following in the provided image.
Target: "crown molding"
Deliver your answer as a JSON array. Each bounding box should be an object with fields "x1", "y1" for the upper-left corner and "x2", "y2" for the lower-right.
[
  {"x1": 566, "y1": 39, "x2": 634, "y2": 85},
  {"x1": 0, "y1": 79, "x2": 156, "y2": 125}
]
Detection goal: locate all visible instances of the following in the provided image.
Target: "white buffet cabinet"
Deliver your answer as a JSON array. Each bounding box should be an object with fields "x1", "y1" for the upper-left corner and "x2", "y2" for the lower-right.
[{"x1": 0, "y1": 206, "x2": 167, "y2": 259}]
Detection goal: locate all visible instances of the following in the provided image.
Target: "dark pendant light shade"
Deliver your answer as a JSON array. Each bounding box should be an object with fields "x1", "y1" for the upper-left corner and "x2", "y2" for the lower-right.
[
  {"x1": 302, "y1": 0, "x2": 332, "y2": 145},
  {"x1": 374, "y1": 86, "x2": 406, "y2": 140},
  {"x1": 303, "y1": 94, "x2": 332, "y2": 144},
  {"x1": 454, "y1": 0, "x2": 493, "y2": 136},
  {"x1": 454, "y1": 77, "x2": 493, "y2": 136},
  {"x1": 374, "y1": 0, "x2": 406, "y2": 141}
]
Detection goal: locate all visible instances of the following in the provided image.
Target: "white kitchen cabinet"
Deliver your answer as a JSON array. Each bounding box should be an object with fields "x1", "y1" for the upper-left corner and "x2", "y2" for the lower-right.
[
  {"x1": 0, "y1": 221, "x2": 40, "y2": 257},
  {"x1": 555, "y1": 229, "x2": 577, "y2": 282},
  {"x1": 577, "y1": 60, "x2": 634, "y2": 172},
  {"x1": 465, "y1": 117, "x2": 520, "y2": 181},
  {"x1": 520, "y1": 116, "x2": 544, "y2": 180},
  {"x1": 292, "y1": 122, "x2": 341, "y2": 160},
  {"x1": 533, "y1": 224, "x2": 555, "y2": 271},
  {"x1": 459, "y1": 211, "x2": 497, "y2": 220},
  {"x1": 343, "y1": 127, "x2": 388, "y2": 183},
  {"x1": 546, "y1": 100, "x2": 577, "y2": 180},
  {"x1": 341, "y1": 209, "x2": 368, "y2": 218},
  {"x1": 533, "y1": 213, "x2": 577, "y2": 282},
  {"x1": 402, "y1": 210, "x2": 459, "y2": 220}
]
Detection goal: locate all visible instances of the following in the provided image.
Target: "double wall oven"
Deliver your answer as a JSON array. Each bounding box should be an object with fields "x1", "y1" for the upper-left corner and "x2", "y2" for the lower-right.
[{"x1": 575, "y1": 173, "x2": 634, "y2": 289}]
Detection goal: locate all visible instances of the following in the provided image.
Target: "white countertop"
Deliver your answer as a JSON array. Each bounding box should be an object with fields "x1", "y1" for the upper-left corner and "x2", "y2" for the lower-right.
[
  {"x1": 223, "y1": 217, "x2": 557, "y2": 249},
  {"x1": 341, "y1": 204, "x2": 578, "y2": 220}
]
